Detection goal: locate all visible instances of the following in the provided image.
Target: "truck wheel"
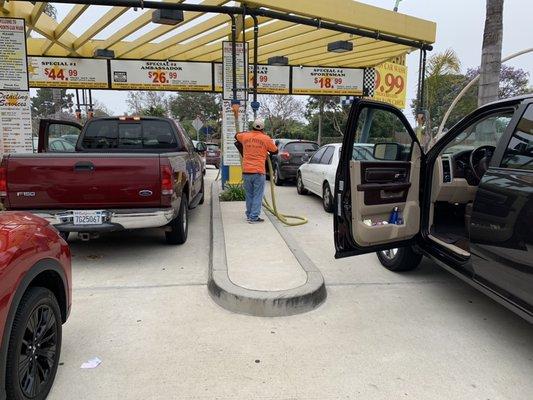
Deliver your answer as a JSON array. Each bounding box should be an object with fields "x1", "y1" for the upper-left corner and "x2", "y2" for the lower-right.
[
  {"x1": 376, "y1": 247, "x2": 422, "y2": 272},
  {"x1": 166, "y1": 196, "x2": 188, "y2": 245},
  {"x1": 5, "y1": 287, "x2": 62, "y2": 400}
]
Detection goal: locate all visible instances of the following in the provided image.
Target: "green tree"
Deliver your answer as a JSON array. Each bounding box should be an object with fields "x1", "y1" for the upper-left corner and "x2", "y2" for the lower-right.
[
  {"x1": 169, "y1": 93, "x2": 221, "y2": 139},
  {"x1": 142, "y1": 105, "x2": 167, "y2": 117}
]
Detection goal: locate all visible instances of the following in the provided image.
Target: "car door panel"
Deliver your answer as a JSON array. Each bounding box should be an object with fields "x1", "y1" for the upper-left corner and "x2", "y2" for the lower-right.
[
  {"x1": 347, "y1": 145, "x2": 421, "y2": 248},
  {"x1": 335, "y1": 100, "x2": 422, "y2": 257}
]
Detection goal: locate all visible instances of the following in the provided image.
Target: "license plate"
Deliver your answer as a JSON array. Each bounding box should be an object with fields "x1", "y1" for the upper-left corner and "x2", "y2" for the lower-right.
[
  {"x1": 73, "y1": 210, "x2": 104, "y2": 225},
  {"x1": 208, "y1": 152, "x2": 216, "y2": 156}
]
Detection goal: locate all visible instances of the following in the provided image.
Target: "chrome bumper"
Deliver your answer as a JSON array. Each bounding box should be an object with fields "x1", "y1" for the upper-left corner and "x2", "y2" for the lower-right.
[{"x1": 31, "y1": 208, "x2": 177, "y2": 232}]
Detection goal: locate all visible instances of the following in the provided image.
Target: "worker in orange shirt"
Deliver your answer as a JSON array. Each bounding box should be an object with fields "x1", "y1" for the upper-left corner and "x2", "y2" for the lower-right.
[{"x1": 235, "y1": 119, "x2": 278, "y2": 223}]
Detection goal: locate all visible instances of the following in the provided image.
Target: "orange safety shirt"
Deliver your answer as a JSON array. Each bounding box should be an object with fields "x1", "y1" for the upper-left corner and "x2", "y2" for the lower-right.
[{"x1": 235, "y1": 130, "x2": 278, "y2": 174}]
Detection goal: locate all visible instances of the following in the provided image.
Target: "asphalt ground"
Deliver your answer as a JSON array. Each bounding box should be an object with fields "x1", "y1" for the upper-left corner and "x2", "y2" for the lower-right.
[{"x1": 49, "y1": 168, "x2": 533, "y2": 400}]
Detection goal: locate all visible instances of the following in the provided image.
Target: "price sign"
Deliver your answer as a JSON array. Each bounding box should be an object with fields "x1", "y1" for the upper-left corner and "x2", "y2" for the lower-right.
[
  {"x1": 373, "y1": 62, "x2": 408, "y2": 109},
  {"x1": 222, "y1": 100, "x2": 246, "y2": 166},
  {"x1": 28, "y1": 57, "x2": 109, "y2": 88},
  {"x1": 222, "y1": 42, "x2": 248, "y2": 100},
  {"x1": 292, "y1": 67, "x2": 364, "y2": 95},
  {"x1": 110, "y1": 60, "x2": 212, "y2": 91},
  {"x1": 215, "y1": 64, "x2": 290, "y2": 94},
  {"x1": 0, "y1": 18, "x2": 28, "y2": 91}
]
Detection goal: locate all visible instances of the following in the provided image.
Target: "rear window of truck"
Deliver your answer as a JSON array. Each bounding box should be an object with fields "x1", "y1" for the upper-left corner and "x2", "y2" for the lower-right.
[{"x1": 81, "y1": 120, "x2": 179, "y2": 150}]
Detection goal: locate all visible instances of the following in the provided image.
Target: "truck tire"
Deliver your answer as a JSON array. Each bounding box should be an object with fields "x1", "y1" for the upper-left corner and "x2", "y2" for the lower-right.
[
  {"x1": 376, "y1": 247, "x2": 422, "y2": 272},
  {"x1": 5, "y1": 287, "x2": 62, "y2": 400},
  {"x1": 166, "y1": 195, "x2": 188, "y2": 245}
]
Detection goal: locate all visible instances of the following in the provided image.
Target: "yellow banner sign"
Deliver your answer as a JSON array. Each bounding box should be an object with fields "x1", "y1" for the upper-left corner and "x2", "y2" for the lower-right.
[{"x1": 373, "y1": 62, "x2": 408, "y2": 109}]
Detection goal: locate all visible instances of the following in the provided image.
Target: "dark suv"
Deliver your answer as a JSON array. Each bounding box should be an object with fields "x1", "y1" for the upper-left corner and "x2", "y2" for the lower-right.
[
  {"x1": 335, "y1": 96, "x2": 533, "y2": 323},
  {"x1": 269, "y1": 139, "x2": 319, "y2": 185}
]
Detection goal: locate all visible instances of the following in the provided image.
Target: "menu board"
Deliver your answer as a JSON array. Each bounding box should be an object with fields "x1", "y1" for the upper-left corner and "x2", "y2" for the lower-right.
[
  {"x1": 0, "y1": 18, "x2": 28, "y2": 91},
  {"x1": 215, "y1": 63, "x2": 290, "y2": 94},
  {"x1": 28, "y1": 57, "x2": 109, "y2": 88},
  {"x1": 222, "y1": 41, "x2": 248, "y2": 100},
  {"x1": 110, "y1": 60, "x2": 212, "y2": 91},
  {"x1": 0, "y1": 91, "x2": 33, "y2": 154},
  {"x1": 373, "y1": 62, "x2": 408, "y2": 109},
  {"x1": 222, "y1": 100, "x2": 246, "y2": 166},
  {"x1": 292, "y1": 67, "x2": 364, "y2": 95}
]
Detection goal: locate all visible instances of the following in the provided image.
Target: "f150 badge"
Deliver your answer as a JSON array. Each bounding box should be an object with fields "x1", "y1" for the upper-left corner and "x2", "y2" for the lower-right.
[
  {"x1": 139, "y1": 190, "x2": 153, "y2": 197},
  {"x1": 17, "y1": 192, "x2": 36, "y2": 197}
]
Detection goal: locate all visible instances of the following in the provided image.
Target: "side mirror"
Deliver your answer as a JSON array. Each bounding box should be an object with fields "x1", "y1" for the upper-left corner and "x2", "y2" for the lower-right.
[
  {"x1": 195, "y1": 142, "x2": 207, "y2": 152},
  {"x1": 373, "y1": 142, "x2": 401, "y2": 161}
]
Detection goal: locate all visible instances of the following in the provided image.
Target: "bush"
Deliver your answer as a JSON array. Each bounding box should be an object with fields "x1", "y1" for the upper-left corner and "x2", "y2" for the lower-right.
[{"x1": 219, "y1": 183, "x2": 246, "y2": 202}]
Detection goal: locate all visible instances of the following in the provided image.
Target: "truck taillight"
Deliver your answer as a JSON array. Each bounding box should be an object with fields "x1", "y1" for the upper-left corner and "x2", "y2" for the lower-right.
[
  {"x1": 0, "y1": 166, "x2": 6, "y2": 197},
  {"x1": 161, "y1": 165, "x2": 174, "y2": 196},
  {"x1": 280, "y1": 151, "x2": 290, "y2": 161}
]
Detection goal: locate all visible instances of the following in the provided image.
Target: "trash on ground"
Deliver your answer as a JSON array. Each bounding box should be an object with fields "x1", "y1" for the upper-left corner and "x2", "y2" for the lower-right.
[{"x1": 81, "y1": 357, "x2": 102, "y2": 369}]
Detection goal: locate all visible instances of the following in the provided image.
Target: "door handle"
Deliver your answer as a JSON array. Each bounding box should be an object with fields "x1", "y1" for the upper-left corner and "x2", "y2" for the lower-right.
[{"x1": 74, "y1": 161, "x2": 95, "y2": 172}]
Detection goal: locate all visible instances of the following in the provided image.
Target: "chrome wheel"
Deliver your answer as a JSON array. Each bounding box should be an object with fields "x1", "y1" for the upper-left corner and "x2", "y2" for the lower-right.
[{"x1": 380, "y1": 248, "x2": 399, "y2": 260}]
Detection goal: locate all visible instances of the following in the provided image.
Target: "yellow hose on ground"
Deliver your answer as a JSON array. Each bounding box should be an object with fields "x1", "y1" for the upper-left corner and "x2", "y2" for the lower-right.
[{"x1": 262, "y1": 157, "x2": 308, "y2": 226}]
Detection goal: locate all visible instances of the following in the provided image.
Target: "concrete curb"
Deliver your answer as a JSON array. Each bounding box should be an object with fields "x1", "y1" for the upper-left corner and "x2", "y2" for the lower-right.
[{"x1": 208, "y1": 182, "x2": 327, "y2": 317}]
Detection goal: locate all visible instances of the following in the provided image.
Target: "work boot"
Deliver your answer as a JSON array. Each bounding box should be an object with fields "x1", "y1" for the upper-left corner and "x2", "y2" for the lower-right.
[{"x1": 248, "y1": 217, "x2": 265, "y2": 224}]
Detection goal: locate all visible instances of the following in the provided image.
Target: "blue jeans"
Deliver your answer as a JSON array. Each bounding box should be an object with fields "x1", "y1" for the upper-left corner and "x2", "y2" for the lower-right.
[{"x1": 243, "y1": 173, "x2": 265, "y2": 220}]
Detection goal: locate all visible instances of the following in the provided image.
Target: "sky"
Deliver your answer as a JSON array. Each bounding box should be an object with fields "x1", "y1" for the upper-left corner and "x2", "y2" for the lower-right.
[{"x1": 40, "y1": 0, "x2": 533, "y2": 121}]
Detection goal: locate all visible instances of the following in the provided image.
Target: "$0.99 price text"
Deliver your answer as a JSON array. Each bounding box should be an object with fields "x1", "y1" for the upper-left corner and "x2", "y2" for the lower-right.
[
  {"x1": 44, "y1": 68, "x2": 78, "y2": 81},
  {"x1": 148, "y1": 71, "x2": 178, "y2": 84},
  {"x1": 375, "y1": 71, "x2": 405, "y2": 95},
  {"x1": 314, "y1": 77, "x2": 343, "y2": 89}
]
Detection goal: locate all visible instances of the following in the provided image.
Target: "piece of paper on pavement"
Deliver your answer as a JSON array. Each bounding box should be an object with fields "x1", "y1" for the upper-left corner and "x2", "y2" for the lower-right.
[{"x1": 80, "y1": 357, "x2": 102, "y2": 369}]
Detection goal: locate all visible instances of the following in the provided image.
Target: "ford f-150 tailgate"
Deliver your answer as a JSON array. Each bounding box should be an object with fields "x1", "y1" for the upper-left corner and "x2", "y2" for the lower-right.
[{"x1": 3, "y1": 154, "x2": 162, "y2": 209}]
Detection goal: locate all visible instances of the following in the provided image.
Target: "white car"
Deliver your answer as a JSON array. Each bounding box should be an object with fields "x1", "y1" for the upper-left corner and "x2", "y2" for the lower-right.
[{"x1": 297, "y1": 143, "x2": 374, "y2": 212}]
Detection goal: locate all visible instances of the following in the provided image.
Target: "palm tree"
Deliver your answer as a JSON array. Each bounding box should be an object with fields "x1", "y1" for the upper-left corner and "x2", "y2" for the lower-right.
[{"x1": 478, "y1": 0, "x2": 504, "y2": 106}]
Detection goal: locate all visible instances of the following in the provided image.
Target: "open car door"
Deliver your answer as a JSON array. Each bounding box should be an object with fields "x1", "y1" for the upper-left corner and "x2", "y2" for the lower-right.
[
  {"x1": 334, "y1": 100, "x2": 423, "y2": 258},
  {"x1": 38, "y1": 119, "x2": 82, "y2": 153}
]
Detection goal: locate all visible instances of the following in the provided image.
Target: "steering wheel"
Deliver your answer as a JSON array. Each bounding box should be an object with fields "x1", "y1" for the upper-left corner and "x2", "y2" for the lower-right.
[{"x1": 469, "y1": 145, "x2": 496, "y2": 181}]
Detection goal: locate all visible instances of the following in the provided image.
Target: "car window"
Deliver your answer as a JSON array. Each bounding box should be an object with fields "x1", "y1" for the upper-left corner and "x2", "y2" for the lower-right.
[
  {"x1": 285, "y1": 142, "x2": 319, "y2": 153},
  {"x1": 354, "y1": 107, "x2": 413, "y2": 161},
  {"x1": 49, "y1": 140, "x2": 65, "y2": 152},
  {"x1": 443, "y1": 110, "x2": 514, "y2": 155},
  {"x1": 207, "y1": 144, "x2": 219, "y2": 151},
  {"x1": 320, "y1": 146, "x2": 335, "y2": 164},
  {"x1": 352, "y1": 145, "x2": 374, "y2": 160},
  {"x1": 310, "y1": 147, "x2": 327, "y2": 163},
  {"x1": 501, "y1": 104, "x2": 533, "y2": 171},
  {"x1": 82, "y1": 120, "x2": 178, "y2": 150}
]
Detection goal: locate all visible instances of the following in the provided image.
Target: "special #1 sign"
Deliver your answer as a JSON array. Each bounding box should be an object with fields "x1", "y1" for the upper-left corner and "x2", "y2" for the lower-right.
[
  {"x1": 28, "y1": 57, "x2": 109, "y2": 88},
  {"x1": 292, "y1": 67, "x2": 364, "y2": 95},
  {"x1": 110, "y1": 60, "x2": 212, "y2": 91}
]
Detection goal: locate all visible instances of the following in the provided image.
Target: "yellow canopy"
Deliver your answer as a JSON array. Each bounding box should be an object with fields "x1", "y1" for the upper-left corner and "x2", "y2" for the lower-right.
[{"x1": 1, "y1": 0, "x2": 436, "y2": 68}]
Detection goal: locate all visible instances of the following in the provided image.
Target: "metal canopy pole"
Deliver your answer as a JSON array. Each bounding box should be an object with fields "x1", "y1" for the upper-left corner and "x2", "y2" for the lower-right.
[
  {"x1": 40, "y1": 0, "x2": 433, "y2": 51},
  {"x1": 251, "y1": 14, "x2": 259, "y2": 119}
]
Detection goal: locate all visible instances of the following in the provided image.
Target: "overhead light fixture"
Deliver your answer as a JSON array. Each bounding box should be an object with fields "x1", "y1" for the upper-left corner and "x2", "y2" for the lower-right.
[
  {"x1": 327, "y1": 40, "x2": 353, "y2": 53},
  {"x1": 267, "y1": 56, "x2": 289, "y2": 66},
  {"x1": 93, "y1": 49, "x2": 115, "y2": 59},
  {"x1": 152, "y1": 9, "x2": 184, "y2": 25}
]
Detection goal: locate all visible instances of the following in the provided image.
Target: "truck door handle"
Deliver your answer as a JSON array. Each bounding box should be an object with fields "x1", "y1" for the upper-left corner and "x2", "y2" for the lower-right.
[{"x1": 74, "y1": 161, "x2": 95, "y2": 172}]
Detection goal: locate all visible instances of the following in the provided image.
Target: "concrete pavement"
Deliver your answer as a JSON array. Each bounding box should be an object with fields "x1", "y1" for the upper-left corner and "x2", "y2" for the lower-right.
[{"x1": 48, "y1": 169, "x2": 533, "y2": 400}]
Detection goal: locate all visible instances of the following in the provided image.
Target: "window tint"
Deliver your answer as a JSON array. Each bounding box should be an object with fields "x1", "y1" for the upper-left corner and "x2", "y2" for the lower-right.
[
  {"x1": 82, "y1": 120, "x2": 178, "y2": 150},
  {"x1": 443, "y1": 110, "x2": 514, "y2": 155},
  {"x1": 48, "y1": 123, "x2": 81, "y2": 151},
  {"x1": 320, "y1": 146, "x2": 335, "y2": 164},
  {"x1": 310, "y1": 147, "x2": 327, "y2": 163},
  {"x1": 143, "y1": 120, "x2": 176, "y2": 149},
  {"x1": 354, "y1": 107, "x2": 412, "y2": 161},
  {"x1": 501, "y1": 105, "x2": 533, "y2": 171},
  {"x1": 284, "y1": 142, "x2": 319, "y2": 153}
]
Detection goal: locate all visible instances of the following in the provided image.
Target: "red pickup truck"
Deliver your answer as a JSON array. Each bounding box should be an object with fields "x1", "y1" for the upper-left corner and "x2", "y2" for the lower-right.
[{"x1": 0, "y1": 116, "x2": 206, "y2": 245}]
